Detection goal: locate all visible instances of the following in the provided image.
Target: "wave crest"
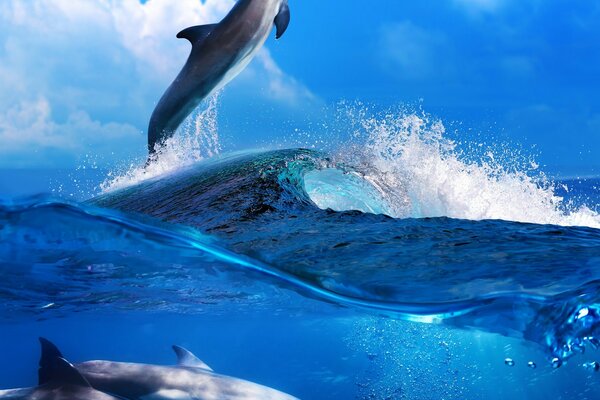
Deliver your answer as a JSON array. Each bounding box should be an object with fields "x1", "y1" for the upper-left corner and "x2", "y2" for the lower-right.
[{"x1": 325, "y1": 104, "x2": 600, "y2": 228}]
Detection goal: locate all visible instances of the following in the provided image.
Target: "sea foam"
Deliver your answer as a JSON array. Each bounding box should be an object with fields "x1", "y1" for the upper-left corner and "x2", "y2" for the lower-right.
[
  {"x1": 310, "y1": 104, "x2": 600, "y2": 228},
  {"x1": 100, "y1": 93, "x2": 221, "y2": 193}
]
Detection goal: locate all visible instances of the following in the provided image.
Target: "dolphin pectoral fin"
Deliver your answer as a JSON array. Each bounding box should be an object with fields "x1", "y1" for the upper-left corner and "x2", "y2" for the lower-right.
[
  {"x1": 39, "y1": 337, "x2": 65, "y2": 385},
  {"x1": 177, "y1": 24, "x2": 218, "y2": 45},
  {"x1": 274, "y1": 1, "x2": 290, "y2": 39},
  {"x1": 172, "y1": 345, "x2": 214, "y2": 371}
]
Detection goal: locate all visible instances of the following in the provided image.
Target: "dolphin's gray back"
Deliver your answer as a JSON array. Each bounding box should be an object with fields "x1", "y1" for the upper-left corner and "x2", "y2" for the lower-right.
[
  {"x1": 147, "y1": 0, "x2": 288, "y2": 153},
  {"x1": 77, "y1": 360, "x2": 298, "y2": 400}
]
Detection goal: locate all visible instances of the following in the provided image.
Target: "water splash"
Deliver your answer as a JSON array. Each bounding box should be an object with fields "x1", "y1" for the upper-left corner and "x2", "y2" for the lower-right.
[
  {"x1": 99, "y1": 93, "x2": 221, "y2": 193},
  {"x1": 318, "y1": 103, "x2": 600, "y2": 228}
]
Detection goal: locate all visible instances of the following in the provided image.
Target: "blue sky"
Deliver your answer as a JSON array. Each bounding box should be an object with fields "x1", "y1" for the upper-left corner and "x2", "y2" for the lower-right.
[{"x1": 0, "y1": 0, "x2": 599, "y2": 173}]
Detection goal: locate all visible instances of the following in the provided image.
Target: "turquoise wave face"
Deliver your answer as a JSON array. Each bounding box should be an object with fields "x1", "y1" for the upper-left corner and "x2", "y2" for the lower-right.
[
  {"x1": 304, "y1": 168, "x2": 395, "y2": 216},
  {"x1": 2, "y1": 149, "x2": 600, "y2": 367}
]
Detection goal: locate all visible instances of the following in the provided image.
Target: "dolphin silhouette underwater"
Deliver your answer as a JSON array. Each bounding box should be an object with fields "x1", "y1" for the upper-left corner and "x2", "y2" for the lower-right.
[
  {"x1": 38, "y1": 338, "x2": 298, "y2": 400},
  {"x1": 148, "y1": 0, "x2": 291, "y2": 154},
  {"x1": 0, "y1": 340, "x2": 123, "y2": 400}
]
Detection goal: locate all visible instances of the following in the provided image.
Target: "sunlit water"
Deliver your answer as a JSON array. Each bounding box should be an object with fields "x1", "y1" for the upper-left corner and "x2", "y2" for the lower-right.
[{"x1": 2, "y1": 103, "x2": 600, "y2": 399}]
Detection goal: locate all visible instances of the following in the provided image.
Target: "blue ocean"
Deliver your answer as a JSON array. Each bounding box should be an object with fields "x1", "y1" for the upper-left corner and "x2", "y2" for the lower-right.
[{"x1": 1, "y1": 105, "x2": 600, "y2": 399}]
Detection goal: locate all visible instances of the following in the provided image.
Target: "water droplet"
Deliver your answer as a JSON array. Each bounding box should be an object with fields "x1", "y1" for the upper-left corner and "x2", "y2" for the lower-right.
[
  {"x1": 577, "y1": 307, "x2": 590, "y2": 319},
  {"x1": 504, "y1": 358, "x2": 515, "y2": 367},
  {"x1": 551, "y1": 357, "x2": 563, "y2": 369},
  {"x1": 527, "y1": 361, "x2": 537, "y2": 369}
]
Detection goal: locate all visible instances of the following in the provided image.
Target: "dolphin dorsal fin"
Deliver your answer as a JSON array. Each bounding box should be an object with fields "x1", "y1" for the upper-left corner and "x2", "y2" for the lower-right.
[
  {"x1": 51, "y1": 357, "x2": 91, "y2": 387},
  {"x1": 39, "y1": 337, "x2": 65, "y2": 385},
  {"x1": 176, "y1": 24, "x2": 218, "y2": 45},
  {"x1": 274, "y1": 1, "x2": 290, "y2": 39},
  {"x1": 172, "y1": 345, "x2": 213, "y2": 371}
]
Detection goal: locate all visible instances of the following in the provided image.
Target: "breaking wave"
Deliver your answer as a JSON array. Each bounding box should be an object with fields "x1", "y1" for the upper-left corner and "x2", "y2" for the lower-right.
[
  {"x1": 3, "y1": 104, "x2": 600, "y2": 369},
  {"x1": 322, "y1": 104, "x2": 600, "y2": 227}
]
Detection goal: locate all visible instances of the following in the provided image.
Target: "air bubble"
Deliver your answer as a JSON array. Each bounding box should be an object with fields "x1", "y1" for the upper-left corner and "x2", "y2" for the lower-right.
[
  {"x1": 587, "y1": 337, "x2": 600, "y2": 349},
  {"x1": 583, "y1": 361, "x2": 600, "y2": 372},
  {"x1": 551, "y1": 357, "x2": 563, "y2": 369},
  {"x1": 527, "y1": 361, "x2": 536, "y2": 369},
  {"x1": 504, "y1": 358, "x2": 515, "y2": 367},
  {"x1": 577, "y1": 307, "x2": 590, "y2": 319}
]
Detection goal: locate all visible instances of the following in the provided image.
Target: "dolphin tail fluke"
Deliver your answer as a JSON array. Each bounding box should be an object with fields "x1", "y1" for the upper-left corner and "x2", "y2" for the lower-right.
[
  {"x1": 172, "y1": 345, "x2": 213, "y2": 371},
  {"x1": 39, "y1": 337, "x2": 65, "y2": 385},
  {"x1": 274, "y1": 1, "x2": 290, "y2": 39}
]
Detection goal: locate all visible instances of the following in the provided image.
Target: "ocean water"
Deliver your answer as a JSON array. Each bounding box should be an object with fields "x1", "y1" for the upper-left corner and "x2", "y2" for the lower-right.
[{"x1": 2, "y1": 106, "x2": 600, "y2": 399}]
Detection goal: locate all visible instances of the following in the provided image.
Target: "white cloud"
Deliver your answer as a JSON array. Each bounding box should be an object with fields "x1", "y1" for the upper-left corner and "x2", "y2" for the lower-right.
[
  {"x1": 253, "y1": 49, "x2": 317, "y2": 105},
  {"x1": 378, "y1": 18, "x2": 542, "y2": 84},
  {"x1": 500, "y1": 55, "x2": 536, "y2": 78},
  {"x1": 452, "y1": 0, "x2": 544, "y2": 18},
  {"x1": 0, "y1": 99, "x2": 72, "y2": 151},
  {"x1": 0, "y1": 98, "x2": 142, "y2": 168},
  {"x1": 379, "y1": 21, "x2": 450, "y2": 80},
  {"x1": 453, "y1": 0, "x2": 506, "y2": 14},
  {"x1": 0, "y1": 0, "x2": 314, "y2": 168},
  {"x1": 110, "y1": 0, "x2": 235, "y2": 76}
]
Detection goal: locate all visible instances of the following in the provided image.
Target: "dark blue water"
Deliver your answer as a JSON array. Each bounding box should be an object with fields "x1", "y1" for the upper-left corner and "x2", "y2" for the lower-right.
[{"x1": 2, "y1": 145, "x2": 600, "y2": 399}]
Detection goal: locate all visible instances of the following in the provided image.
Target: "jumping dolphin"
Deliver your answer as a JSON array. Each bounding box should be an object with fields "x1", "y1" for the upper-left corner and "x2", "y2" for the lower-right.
[
  {"x1": 0, "y1": 344, "x2": 123, "y2": 400},
  {"x1": 148, "y1": 0, "x2": 291, "y2": 154},
  {"x1": 39, "y1": 338, "x2": 298, "y2": 400}
]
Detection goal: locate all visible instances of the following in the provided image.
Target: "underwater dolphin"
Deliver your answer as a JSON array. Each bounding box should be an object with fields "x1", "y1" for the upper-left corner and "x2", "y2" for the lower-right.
[
  {"x1": 148, "y1": 0, "x2": 291, "y2": 153},
  {"x1": 0, "y1": 343, "x2": 123, "y2": 400},
  {"x1": 40, "y1": 338, "x2": 298, "y2": 400}
]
